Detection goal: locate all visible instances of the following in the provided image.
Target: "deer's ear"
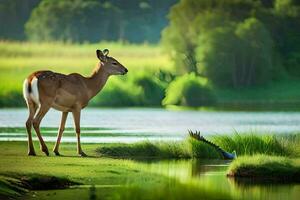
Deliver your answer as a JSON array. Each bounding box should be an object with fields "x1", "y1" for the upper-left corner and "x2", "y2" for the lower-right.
[
  {"x1": 96, "y1": 49, "x2": 106, "y2": 61},
  {"x1": 103, "y1": 49, "x2": 109, "y2": 56}
]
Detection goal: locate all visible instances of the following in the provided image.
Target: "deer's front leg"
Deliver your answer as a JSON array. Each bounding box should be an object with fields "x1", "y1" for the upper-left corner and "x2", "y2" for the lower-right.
[{"x1": 72, "y1": 110, "x2": 87, "y2": 157}]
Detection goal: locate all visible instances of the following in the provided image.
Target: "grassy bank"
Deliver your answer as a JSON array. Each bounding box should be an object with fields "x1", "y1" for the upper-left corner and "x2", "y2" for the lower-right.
[
  {"x1": 0, "y1": 141, "x2": 236, "y2": 200},
  {"x1": 0, "y1": 141, "x2": 163, "y2": 199},
  {"x1": 0, "y1": 137, "x2": 299, "y2": 199},
  {"x1": 96, "y1": 138, "x2": 221, "y2": 159},
  {"x1": 227, "y1": 155, "x2": 300, "y2": 182},
  {"x1": 96, "y1": 133, "x2": 300, "y2": 159}
]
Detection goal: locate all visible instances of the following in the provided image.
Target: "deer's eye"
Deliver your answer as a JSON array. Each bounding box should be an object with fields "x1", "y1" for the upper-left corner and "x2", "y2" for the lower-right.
[{"x1": 112, "y1": 62, "x2": 117, "y2": 65}]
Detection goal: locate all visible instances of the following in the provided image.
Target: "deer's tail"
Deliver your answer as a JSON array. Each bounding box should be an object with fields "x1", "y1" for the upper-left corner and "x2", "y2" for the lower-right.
[{"x1": 23, "y1": 76, "x2": 40, "y2": 105}]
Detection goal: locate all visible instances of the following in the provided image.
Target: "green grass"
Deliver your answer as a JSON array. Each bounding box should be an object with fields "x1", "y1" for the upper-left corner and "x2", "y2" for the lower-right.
[
  {"x1": 212, "y1": 132, "x2": 296, "y2": 157},
  {"x1": 0, "y1": 141, "x2": 166, "y2": 199},
  {"x1": 227, "y1": 155, "x2": 300, "y2": 182},
  {"x1": 96, "y1": 138, "x2": 222, "y2": 159}
]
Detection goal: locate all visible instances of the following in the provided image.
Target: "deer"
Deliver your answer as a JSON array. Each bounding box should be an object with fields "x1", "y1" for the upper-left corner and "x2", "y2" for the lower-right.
[{"x1": 23, "y1": 49, "x2": 128, "y2": 157}]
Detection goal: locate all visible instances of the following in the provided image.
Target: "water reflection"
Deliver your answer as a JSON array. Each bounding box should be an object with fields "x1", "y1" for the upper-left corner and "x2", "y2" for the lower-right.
[{"x1": 143, "y1": 159, "x2": 300, "y2": 200}]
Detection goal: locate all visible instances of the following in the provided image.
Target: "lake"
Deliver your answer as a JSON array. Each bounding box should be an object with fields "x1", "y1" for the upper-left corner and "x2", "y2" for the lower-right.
[{"x1": 1, "y1": 108, "x2": 300, "y2": 143}]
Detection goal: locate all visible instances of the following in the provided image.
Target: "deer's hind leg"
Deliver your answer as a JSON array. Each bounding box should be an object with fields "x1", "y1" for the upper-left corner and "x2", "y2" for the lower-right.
[
  {"x1": 32, "y1": 104, "x2": 51, "y2": 156},
  {"x1": 25, "y1": 101, "x2": 38, "y2": 156}
]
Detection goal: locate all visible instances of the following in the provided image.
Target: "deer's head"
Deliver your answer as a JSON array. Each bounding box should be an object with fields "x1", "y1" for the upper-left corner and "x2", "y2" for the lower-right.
[{"x1": 96, "y1": 49, "x2": 128, "y2": 75}]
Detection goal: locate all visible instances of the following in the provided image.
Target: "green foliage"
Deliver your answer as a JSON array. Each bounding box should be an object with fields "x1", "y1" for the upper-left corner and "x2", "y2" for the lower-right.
[
  {"x1": 90, "y1": 71, "x2": 167, "y2": 107},
  {"x1": 197, "y1": 18, "x2": 274, "y2": 88},
  {"x1": 25, "y1": 0, "x2": 105, "y2": 42},
  {"x1": 90, "y1": 78, "x2": 143, "y2": 107},
  {"x1": 163, "y1": 73, "x2": 216, "y2": 107},
  {"x1": 0, "y1": 0, "x2": 39, "y2": 40},
  {"x1": 213, "y1": 132, "x2": 292, "y2": 156},
  {"x1": 0, "y1": 90, "x2": 24, "y2": 107},
  {"x1": 162, "y1": 0, "x2": 254, "y2": 75},
  {"x1": 23, "y1": 0, "x2": 176, "y2": 43},
  {"x1": 163, "y1": 0, "x2": 300, "y2": 87},
  {"x1": 131, "y1": 72, "x2": 166, "y2": 106},
  {"x1": 228, "y1": 155, "x2": 300, "y2": 181}
]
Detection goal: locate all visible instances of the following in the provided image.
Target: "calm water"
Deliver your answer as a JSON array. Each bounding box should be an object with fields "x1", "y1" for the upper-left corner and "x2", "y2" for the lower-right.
[
  {"x1": 145, "y1": 159, "x2": 300, "y2": 200},
  {"x1": 24, "y1": 159, "x2": 300, "y2": 200},
  {"x1": 1, "y1": 108, "x2": 300, "y2": 143}
]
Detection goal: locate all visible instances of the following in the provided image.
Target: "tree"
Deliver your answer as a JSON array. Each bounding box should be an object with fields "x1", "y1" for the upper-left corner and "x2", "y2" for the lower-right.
[
  {"x1": 196, "y1": 18, "x2": 274, "y2": 88},
  {"x1": 0, "y1": 0, "x2": 40, "y2": 40},
  {"x1": 162, "y1": 0, "x2": 257, "y2": 75},
  {"x1": 25, "y1": 0, "x2": 113, "y2": 42}
]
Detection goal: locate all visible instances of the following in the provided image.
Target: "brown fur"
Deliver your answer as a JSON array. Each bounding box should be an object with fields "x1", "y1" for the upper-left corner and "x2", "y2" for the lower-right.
[{"x1": 24, "y1": 49, "x2": 128, "y2": 156}]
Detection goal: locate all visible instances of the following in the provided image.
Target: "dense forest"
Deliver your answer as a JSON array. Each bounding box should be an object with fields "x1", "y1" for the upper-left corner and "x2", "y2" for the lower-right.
[
  {"x1": 162, "y1": 0, "x2": 300, "y2": 88},
  {"x1": 0, "y1": 0, "x2": 176, "y2": 43}
]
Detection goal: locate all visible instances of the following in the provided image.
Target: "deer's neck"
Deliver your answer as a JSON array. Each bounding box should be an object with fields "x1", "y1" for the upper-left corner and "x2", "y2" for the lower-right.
[{"x1": 86, "y1": 63, "x2": 110, "y2": 99}]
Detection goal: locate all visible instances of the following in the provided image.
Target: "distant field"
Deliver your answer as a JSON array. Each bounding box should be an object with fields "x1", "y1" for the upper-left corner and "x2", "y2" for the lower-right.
[
  {"x1": 0, "y1": 41, "x2": 174, "y2": 107},
  {"x1": 0, "y1": 41, "x2": 173, "y2": 93}
]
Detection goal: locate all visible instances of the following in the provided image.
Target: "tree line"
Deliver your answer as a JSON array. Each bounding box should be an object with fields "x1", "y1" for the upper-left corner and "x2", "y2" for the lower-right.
[{"x1": 0, "y1": 0, "x2": 176, "y2": 43}]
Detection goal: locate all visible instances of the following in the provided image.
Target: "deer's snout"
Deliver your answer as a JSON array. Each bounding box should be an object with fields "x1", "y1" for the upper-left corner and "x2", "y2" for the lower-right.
[{"x1": 122, "y1": 68, "x2": 128, "y2": 75}]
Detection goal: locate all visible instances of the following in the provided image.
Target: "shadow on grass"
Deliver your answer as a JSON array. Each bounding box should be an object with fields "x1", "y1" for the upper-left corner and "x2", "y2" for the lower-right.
[{"x1": 0, "y1": 173, "x2": 80, "y2": 199}]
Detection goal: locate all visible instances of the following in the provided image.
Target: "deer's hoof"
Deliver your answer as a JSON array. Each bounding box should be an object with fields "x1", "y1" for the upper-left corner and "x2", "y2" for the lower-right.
[
  {"x1": 79, "y1": 152, "x2": 87, "y2": 157},
  {"x1": 42, "y1": 149, "x2": 49, "y2": 156},
  {"x1": 28, "y1": 151, "x2": 36, "y2": 156},
  {"x1": 53, "y1": 151, "x2": 60, "y2": 156}
]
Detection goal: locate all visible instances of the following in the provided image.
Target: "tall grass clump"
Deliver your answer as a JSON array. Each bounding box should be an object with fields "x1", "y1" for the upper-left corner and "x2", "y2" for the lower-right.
[
  {"x1": 163, "y1": 73, "x2": 216, "y2": 107},
  {"x1": 227, "y1": 155, "x2": 300, "y2": 181},
  {"x1": 213, "y1": 132, "x2": 292, "y2": 156},
  {"x1": 96, "y1": 138, "x2": 221, "y2": 159}
]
